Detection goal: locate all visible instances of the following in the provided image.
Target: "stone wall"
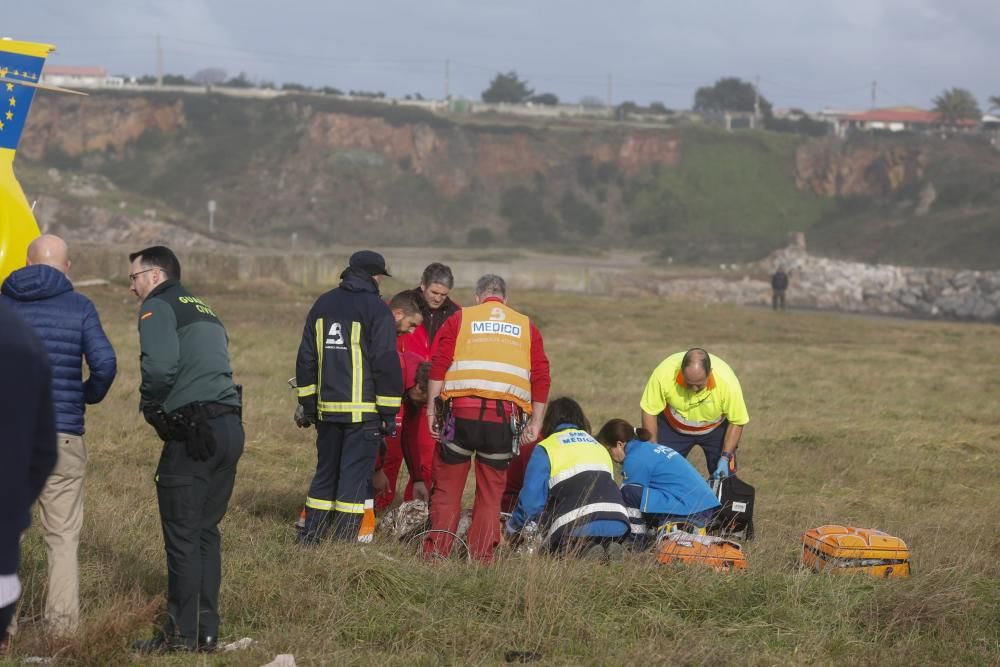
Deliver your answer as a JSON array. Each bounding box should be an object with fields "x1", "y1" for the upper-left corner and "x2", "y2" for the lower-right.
[{"x1": 70, "y1": 244, "x2": 1000, "y2": 323}]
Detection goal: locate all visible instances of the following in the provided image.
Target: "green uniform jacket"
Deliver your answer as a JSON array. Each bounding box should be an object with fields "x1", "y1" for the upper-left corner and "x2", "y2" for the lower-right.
[{"x1": 137, "y1": 280, "x2": 239, "y2": 413}]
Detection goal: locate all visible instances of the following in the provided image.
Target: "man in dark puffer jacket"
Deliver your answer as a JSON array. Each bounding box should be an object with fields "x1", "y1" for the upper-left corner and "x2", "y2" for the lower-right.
[{"x1": 0, "y1": 234, "x2": 117, "y2": 636}]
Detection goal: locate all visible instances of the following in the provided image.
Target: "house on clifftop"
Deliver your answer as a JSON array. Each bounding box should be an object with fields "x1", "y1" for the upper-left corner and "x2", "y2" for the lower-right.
[
  {"x1": 40, "y1": 65, "x2": 123, "y2": 89},
  {"x1": 824, "y1": 106, "x2": 979, "y2": 138}
]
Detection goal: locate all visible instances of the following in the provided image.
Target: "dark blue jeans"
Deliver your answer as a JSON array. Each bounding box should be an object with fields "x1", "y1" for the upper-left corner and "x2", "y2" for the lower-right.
[
  {"x1": 656, "y1": 415, "x2": 729, "y2": 474},
  {"x1": 621, "y1": 484, "x2": 715, "y2": 550},
  {"x1": 620, "y1": 485, "x2": 715, "y2": 529}
]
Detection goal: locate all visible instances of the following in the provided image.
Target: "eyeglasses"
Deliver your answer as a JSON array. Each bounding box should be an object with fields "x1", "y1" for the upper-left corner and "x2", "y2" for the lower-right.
[{"x1": 129, "y1": 268, "x2": 156, "y2": 282}]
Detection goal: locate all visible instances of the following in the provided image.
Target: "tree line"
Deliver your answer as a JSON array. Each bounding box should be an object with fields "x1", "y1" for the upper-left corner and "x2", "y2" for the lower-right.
[{"x1": 131, "y1": 67, "x2": 1000, "y2": 128}]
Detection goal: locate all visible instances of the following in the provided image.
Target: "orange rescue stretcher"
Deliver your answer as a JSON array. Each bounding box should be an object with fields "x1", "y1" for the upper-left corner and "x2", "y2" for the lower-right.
[{"x1": 656, "y1": 531, "x2": 748, "y2": 571}]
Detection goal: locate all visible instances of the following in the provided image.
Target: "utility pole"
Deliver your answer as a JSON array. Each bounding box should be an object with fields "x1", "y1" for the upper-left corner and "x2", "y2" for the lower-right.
[
  {"x1": 753, "y1": 74, "x2": 761, "y2": 129},
  {"x1": 207, "y1": 200, "x2": 216, "y2": 234},
  {"x1": 156, "y1": 34, "x2": 163, "y2": 87},
  {"x1": 871, "y1": 80, "x2": 877, "y2": 109},
  {"x1": 754, "y1": 74, "x2": 760, "y2": 119},
  {"x1": 606, "y1": 72, "x2": 613, "y2": 109},
  {"x1": 444, "y1": 58, "x2": 450, "y2": 100}
]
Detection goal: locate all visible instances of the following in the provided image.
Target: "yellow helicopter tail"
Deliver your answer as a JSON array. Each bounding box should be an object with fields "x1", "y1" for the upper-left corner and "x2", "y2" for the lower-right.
[{"x1": 0, "y1": 38, "x2": 55, "y2": 283}]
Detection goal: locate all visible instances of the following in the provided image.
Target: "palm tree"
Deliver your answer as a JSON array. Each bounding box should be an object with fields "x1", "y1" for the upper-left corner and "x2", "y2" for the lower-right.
[
  {"x1": 932, "y1": 88, "x2": 981, "y2": 126},
  {"x1": 989, "y1": 95, "x2": 1000, "y2": 113}
]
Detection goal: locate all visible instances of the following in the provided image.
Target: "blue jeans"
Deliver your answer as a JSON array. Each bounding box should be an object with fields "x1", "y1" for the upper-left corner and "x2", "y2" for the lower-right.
[
  {"x1": 656, "y1": 415, "x2": 730, "y2": 473},
  {"x1": 620, "y1": 485, "x2": 715, "y2": 530},
  {"x1": 621, "y1": 485, "x2": 715, "y2": 550}
]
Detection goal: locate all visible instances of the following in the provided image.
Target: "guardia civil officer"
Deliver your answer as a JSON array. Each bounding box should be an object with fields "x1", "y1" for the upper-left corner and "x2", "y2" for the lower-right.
[
  {"x1": 128, "y1": 246, "x2": 243, "y2": 654},
  {"x1": 295, "y1": 250, "x2": 403, "y2": 544}
]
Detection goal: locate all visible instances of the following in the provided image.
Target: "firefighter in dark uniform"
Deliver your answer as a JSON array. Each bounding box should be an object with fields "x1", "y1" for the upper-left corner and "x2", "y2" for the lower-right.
[
  {"x1": 295, "y1": 250, "x2": 403, "y2": 544},
  {"x1": 127, "y1": 246, "x2": 244, "y2": 654}
]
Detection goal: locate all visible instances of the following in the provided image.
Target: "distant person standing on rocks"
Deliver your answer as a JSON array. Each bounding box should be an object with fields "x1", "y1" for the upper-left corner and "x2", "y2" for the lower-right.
[{"x1": 771, "y1": 268, "x2": 789, "y2": 311}]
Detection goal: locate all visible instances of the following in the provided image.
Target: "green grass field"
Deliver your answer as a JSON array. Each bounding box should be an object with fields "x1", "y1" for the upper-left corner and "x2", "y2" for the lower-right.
[{"x1": 8, "y1": 278, "x2": 1000, "y2": 666}]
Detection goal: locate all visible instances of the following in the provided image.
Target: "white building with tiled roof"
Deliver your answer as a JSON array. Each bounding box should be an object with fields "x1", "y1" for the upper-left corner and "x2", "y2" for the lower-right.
[{"x1": 40, "y1": 65, "x2": 123, "y2": 88}]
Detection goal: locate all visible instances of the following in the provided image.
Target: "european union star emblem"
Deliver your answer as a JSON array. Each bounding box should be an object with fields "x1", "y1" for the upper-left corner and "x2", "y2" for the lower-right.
[{"x1": 0, "y1": 49, "x2": 44, "y2": 151}]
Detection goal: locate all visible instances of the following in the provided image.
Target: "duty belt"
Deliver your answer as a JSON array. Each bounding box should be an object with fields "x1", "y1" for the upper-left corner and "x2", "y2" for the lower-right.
[{"x1": 176, "y1": 401, "x2": 241, "y2": 420}]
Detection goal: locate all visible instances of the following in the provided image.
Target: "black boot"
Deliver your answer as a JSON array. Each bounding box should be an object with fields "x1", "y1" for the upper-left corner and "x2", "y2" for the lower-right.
[
  {"x1": 132, "y1": 632, "x2": 193, "y2": 654},
  {"x1": 298, "y1": 508, "x2": 332, "y2": 545}
]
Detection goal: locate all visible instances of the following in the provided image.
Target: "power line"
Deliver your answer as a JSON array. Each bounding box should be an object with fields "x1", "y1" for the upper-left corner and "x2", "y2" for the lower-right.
[
  {"x1": 758, "y1": 76, "x2": 871, "y2": 97},
  {"x1": 162, "y1": 36, "x2": 441, "y2": 67},
  {"x1": 31, "y1": 33, "x2": 947, "y2": 108},
  {"x1": 878, "y1": 86, "x2": 922, "y2": 108},
  {"x1": 27, "y1": 33, "x2": 152, "y2": 41}
]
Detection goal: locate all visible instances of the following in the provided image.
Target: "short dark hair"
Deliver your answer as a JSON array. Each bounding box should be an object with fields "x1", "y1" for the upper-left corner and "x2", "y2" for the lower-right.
[
  {"x1": 421, "y1": 263, "x2": 454, "y2": 290},
  {"x1": 415, "y1": 362, "x2": 431, "y2": 393},
  {"x1": 129, "y1": 246, "x2": 181, "y2": 281},
  {"x1": 681, "y1": 348, "x2": 711, "y2": 376},
  {"x1": 389, "y1": 291, "x2": 420, "y2": 316},
  {"x1": 540, "y1": 397, "x2": 591, "y2": 439}
]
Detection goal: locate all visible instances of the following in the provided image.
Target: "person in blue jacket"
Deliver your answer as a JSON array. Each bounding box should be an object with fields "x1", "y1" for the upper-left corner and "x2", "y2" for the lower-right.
[
  {"x1": 0, "y1": 234, "x2": 116, "y2": 636},
  {"x1": 595, "y1": 418, "x2": 719, "y2": 548},
  {"x1": 505, "y1": 397, "x2": 630, "y2": 560}
]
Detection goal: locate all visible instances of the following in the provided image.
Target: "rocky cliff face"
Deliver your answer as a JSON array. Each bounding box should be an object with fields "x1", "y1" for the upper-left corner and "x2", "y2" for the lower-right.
[
  {"x1": 18, "y1": 91, "x2": 1000, "y2": 269},
  {"x1": 794, "y1": 138, "x2": 928, "y2": 197},
  {"x1": 25, "y1": 93, "x2": 680, "y2": 200},
  {"x1": 20, "y1": 93, "x2": 696, "y2": 250},
  {"x1": 21, "y1": 96, "x2": 187, "y2": 160}
]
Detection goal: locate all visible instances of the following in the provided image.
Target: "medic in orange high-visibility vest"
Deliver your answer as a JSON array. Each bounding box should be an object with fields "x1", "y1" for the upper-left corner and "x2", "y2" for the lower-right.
[
  {"x1": 424, "y1": 274, "x2": 550, "y2": 563},
  {"x1": 639, "y1": 348, "x2": 749, "y2": 481}
]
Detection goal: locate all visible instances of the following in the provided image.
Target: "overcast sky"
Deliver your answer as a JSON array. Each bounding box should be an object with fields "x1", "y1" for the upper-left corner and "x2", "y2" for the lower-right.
[{"x1": 5, "y1": 0, "x2": 998, "y2": 111}]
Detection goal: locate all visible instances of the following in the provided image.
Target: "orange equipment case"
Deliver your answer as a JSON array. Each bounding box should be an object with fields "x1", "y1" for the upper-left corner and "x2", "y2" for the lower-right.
[
  {"x1": 801, "y1": 525, "x2": 910, "y2": 578},
  {"x1": 656, "y1": 532, "x2": 748, "y2": 571}
]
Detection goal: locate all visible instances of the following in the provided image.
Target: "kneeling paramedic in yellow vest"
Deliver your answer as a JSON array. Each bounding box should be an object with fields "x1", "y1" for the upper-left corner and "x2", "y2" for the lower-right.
[{"x1": 504, "y1": 397, "x2": 630, "y2": 559}]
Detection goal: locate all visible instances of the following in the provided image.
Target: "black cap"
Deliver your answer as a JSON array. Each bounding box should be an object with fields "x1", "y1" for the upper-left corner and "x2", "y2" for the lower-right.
[{"x1": 349, "y1": 250, "x2": 391, "y2": 277}]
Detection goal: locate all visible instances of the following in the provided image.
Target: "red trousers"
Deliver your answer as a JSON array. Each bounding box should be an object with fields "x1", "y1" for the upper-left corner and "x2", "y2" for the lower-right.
[
  {"x1": 375, "y1": 430, "x2": 403, "y2": 511},
  {"x1": 423, "y1": 449, "x2": 506, "y2": 563},
  {"x1": 375, "y1": 407, "x2": 436, "y2": 510}
]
